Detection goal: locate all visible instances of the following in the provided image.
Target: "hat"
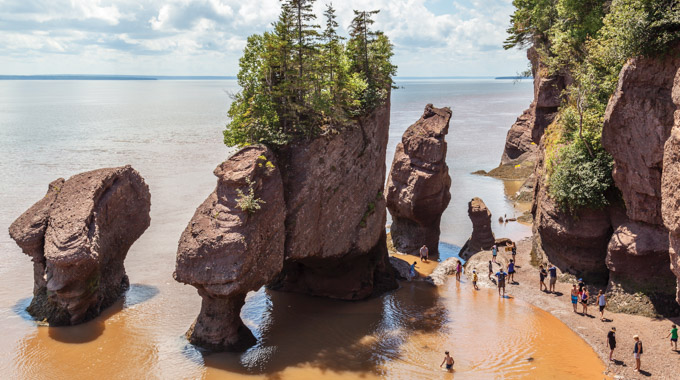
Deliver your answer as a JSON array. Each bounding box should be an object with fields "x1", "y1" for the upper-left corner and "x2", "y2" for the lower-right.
[
  {"x1": 578, "y1": 278, "x2": 583, "y2": 281},
  {"x1": 611, "y1": 327, "x2": 616, "y2": 331},
  {"x1": 633, "y1": 335, "x2": 639, "y2": 339},
  {"x1": 473, "y1": 270, "x2": 476, "y2": 273}
]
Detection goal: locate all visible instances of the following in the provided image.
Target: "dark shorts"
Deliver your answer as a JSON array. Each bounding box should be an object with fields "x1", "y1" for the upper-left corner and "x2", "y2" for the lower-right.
[
  {"x1": 540, "y1": 275, "x2": 545, "y2": 281},
  {"x1": 672, "y1": 338, "x2": 678, "y2": 342},
  {"x1": 498, "y1": 280, "x2": 505, "y2": 288},
  {"x1": 509, "y1": 270, "x2": 515, "y2": 274},
  {"x1": 609, "y1": 343, "x2": 616, "y2": 349},
  {"x1": 599, "y1": 305, "x2": 605, "y2": 312},
  {"x1": 581, "y1": 300, "x2": 588, "y2": 305},
  {"x1": 473, "y1": 281, "x2": 477, "y2": 285},
  {"x1": 446, "y1": 363, "x2": 453, "y2": 369}
]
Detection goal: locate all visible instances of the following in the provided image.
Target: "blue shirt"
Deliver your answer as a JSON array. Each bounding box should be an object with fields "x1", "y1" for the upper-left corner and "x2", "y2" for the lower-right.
[
  {"x1": 508, "y1": 263, "x2": 514, "y2": 272},
  {"x1": 549, "y1": 267, "x2": 557, "y2": 277},
  {"x1": 496, "y1": 272, "x2": 506, "y2": 281}
]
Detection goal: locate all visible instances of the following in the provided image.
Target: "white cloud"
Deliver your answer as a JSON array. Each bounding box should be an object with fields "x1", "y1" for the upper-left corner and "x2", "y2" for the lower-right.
[{"x1": 0, "y1": 0, "x2": 528, "y2": 76}]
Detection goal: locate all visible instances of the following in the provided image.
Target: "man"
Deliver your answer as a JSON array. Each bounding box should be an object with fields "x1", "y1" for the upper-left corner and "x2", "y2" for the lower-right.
[
  {"x1": 598, "y1": 290, "x2": 607, "y2": 321},
  {"x1": 440, "y1": 351, "x2": 454, "y2": 371},
  {"x1": 570, "y1": 284, "x2": 579, "y2": 313},
  {"x1": 633, "y1": 335, "x2": 643, "y2": 372},
  {"x1": 548, "y1": 264, "x2": 557, "y2": 293},
  {"x1": 539, "y1": 265, "x2": 547, "y2": 291},
  {"x1": 496, "y1": 268, "x2": 507, "y2": 296},
  {"x1": 419, "y1": 245, "x2": 429, "y2": 262},
  {"x1": 607, "y1": 327, "x2": 616, "y2": 362}
]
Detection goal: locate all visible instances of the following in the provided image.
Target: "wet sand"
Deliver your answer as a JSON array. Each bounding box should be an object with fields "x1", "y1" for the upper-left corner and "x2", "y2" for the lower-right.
[{"x1": 466, "y1": 240, "x2": 680, "y2": 379}]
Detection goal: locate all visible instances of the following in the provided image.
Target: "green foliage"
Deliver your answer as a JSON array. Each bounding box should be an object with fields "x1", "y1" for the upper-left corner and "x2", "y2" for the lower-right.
[
  {"x1": 224, "y1": 1, "x2": 396, "y2": 148},
  {"x1": 235, "y1": 178, "x2": 266, "y2": 214}
]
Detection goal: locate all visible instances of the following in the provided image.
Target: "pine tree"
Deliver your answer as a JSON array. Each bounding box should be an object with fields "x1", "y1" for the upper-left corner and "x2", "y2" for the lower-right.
[{"x1": 348, "y1": 10, "x2": 380, "y2": 82}]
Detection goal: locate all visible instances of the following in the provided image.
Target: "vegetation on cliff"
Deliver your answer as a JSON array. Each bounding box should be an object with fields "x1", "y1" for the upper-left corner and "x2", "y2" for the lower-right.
[
  {"x1": 505, "y1": 0, "x2": 680, "y2": 212},
  {"x1": 224, "y1": 1, "x2": 397, "y2": 147}
]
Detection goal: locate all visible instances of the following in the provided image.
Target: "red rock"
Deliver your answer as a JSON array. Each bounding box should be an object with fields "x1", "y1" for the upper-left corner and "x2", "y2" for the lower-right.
[
  {"x1": 460, "y1": 197, "x2": 495, "y2": 257},
  {"x1": 174, "y1": 145, "x2": 285, "y2": 351},
  {"x1": 603, "y1": 56, "x2": 680, "y2": 225},
  {"x1": 385, "y1": 104, "x2": 452, "y2": 256},
  {"x1": 9, "y1": 166, "x2": 151, "y2": 325}
]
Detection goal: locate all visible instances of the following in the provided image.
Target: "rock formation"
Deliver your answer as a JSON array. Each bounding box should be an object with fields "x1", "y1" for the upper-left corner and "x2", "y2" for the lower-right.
[
  {"x1": 460, "y1": 197, "x2": 495, "y2": 258},
  {"x1": 174, "y1": 146, "x2": 285, "y2": 351},
  {"x1": 9, "y1": 166, "x2": 151, "y2": 325},
  {"x1": 663, "y1": 65, "x2": 680, "y2": 304},
  {"x1": 385, "y1": 104, "x2": 452, "y2": 256},
  {"x1": 272, "y1": 98, "x2": 397, "y2": 300}
]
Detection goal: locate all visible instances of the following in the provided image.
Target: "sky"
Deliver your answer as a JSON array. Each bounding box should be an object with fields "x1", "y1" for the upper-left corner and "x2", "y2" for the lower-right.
[{"x1": 0, "y1": 0, "x2": 530, "y2": 77}]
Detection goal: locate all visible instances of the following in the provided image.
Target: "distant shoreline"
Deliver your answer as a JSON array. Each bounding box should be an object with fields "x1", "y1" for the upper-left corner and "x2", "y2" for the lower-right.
[{"x1": 0, "y1": 75, "x2": 531, "y2": 81}]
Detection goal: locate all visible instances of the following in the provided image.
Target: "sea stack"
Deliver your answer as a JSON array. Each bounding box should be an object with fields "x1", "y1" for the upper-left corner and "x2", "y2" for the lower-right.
[
  {"x1": 174, "y1": 146, "x2": 285, "y2": 351},
  {"x1": 8, "y1": 166, "x2": 151, "y2": 325},
  {"x1": 460, "y1": 197, "x2": 495, "y2": 258},
  {"x1": 385, "y1": 104, "x2": 452, "y2": 256}
]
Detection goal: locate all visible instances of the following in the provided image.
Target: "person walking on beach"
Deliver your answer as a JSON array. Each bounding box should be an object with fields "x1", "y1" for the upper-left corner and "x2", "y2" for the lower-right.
[
  {"x1": 548, "y1": 264, "x2": 557, "y2": 293},
  {"x1": 488, "y1": 260, "x2": 493, "y2": 280},
  {"x1": 607, "y1": 327, "x2": 616, "y2": 361},
  {"x1": 666, "y1": 324, "x2": 678, "y2": 351},
  {"x1": 456, "y1": 260, "x2": 463, "y2": 281},
  {"x1": 539, "y1": 265, "x2": 548, "y2": 291},
  {"x1": 440, "y1": 351, "x2": 454, "y2": 371},
  {"x1": 496, "y1": 268, "x2": 507, "y2": 296},
  {"x1": 492, "y1": 244, "x2": 497, "y2": 263},
  {"x1": 581, "y1": 288, "x2": 589, "y2": 316},
  {"x1": 419, "y1": 245, "x2": 429, "y2": 262},
  {"x1": 472, "y1": 270, "x2": 479, "y2": 290},
  {"x1": 507, "y1": 259, "x2": 516, "y2": 283},
  {"x1": 633, "y1": 335, "x2": 643, "y2": 372},
  {"x1": 409, "y1": 261, "x2": 417, "y2": 281},
  {"x1": 570, "y1": 284, "x2": 579, "y2": 313},
  {"x1": 598, "y1": 290, "x2": 607, "y2": 321},
  {"x1": 511, "y1": 242, "x2": 517, "y2": 262}
]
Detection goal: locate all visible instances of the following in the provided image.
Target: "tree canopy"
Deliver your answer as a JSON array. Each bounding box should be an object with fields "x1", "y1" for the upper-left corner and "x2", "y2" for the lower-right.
[{"x1": 224, "y1": 1, "x2": 397, "y2": 148}]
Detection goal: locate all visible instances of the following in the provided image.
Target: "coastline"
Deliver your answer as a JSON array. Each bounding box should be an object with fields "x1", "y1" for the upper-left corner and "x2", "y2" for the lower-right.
[{"x1": 464, "y1": 238, "x2": 680, "y2": 379}]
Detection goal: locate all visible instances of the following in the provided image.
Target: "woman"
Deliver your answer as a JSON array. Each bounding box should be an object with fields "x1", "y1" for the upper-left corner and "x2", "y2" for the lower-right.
[
  {"x1": 511, "y1": 242, "x2": 517, "y2": 261},
  {"x1": 570, "y1": 284, "x2": 579, "y2": 313},
  {"x1": 455, "y1": 260, "x2": 462, "y2": 281},
  {"x1": 633, "y1": 335, "x2": 643, "y2": 372},
  {"x1": 507, "y1": 259, "x2": 515, "y2": 283},
  {"x1": 598, "y1": 290, "x2": 607, "y2": 321},
  {"x1": 581, "y1": 288, "x2": 589, "y2": 316},
  {"x1": 539, "y1": 265, "x2": 548, "y2": 291},
  {"x1": 492, "y1": 244, "x2": 497, "y2": 263}
]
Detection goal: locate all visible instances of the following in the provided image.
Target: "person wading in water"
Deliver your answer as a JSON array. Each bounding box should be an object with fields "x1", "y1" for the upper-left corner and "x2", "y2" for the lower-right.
[{"x1": 440, "y1": 351, "x2": 454, "y2": 371}]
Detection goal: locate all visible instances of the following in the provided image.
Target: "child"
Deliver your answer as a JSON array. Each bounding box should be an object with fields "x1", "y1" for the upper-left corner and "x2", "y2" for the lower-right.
[
  {"x1": 488, "y1": 260, "x2": 493, "y2": 280},
  {"x1": 472, "y1": 270, "x2": 479, "y2": 290},
  {"x1": 666, "y1": 324, "x2": 678, "y2": 351},
  {"x1": 409, "y1": 261, "x2": 417, "y2": 281},
  {"x1": 607, "y1": 327, "x2": 616, "y2": 361},
  {"x1": 539, "y1": 265, "x2": 547, "y2": 291},
  {"x1": 456, "y1": 260, "x2": 462, "y2": 281},
  {"x1": 492, "y1": 244, "x2": 498, "y2": 263},
  {"x1": 440, "y1": 351, "x2": 454, "y2": 371}
]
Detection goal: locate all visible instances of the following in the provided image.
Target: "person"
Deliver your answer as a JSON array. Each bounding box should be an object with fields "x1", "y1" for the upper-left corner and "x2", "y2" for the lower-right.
[
  {"x1": 419, "y1": 245, "x2": 429, "y2": 262},
  {"x1": 440, "y1": 351, "x2": 454, "y2": 371},
  {"x1": 456, "y1": 260, "x2": 463, "y2": 281},
  {"x1": 496, "y1": 268, "x2": 507, "y2": 296},
  {"x1": 581, "y1": 288, "x2": 589, "y2": 316},
  {"x1": 570, "y1": 284, "x2": 579, "y2": 313},
  {"x1": 488, "y1": 260, "x2": 493, "y2": 280},
  {"x1": 578, "y1": 278, "x2": 585, "y2": 293},
  {"x1": 409, "y1": 261, "x2": 417, "y2": 281},
  {"x1": 507, "y1": 259, "x2": 516, "y2": 283},
  {"x1": 597, "y1": 290, "x2": 606, "y2": 321},
  {"x1": 548, "y1": 264, "x2": 557, "y2": 293},
  {"x1": 472, "y1": 270, "x2": 479, "y2": 290},
  {"x1": 666, "y1": 324, "x2": 678, "y2": 351},
  {"x1": 511, "y1": 242, "x2": 517, "y2": 261},
  {"x1": 607, "y1": 327, "x2": 616, "y2": 362},
  {"x1": 539, "y1": 265, "x2": 548, "y2": 291},
  {"x1": 633, "y1": 335, "x2": 643, "y2": 372},
  {"x1": 492, "y1": 244, "x2": 497, "y2": 263}
]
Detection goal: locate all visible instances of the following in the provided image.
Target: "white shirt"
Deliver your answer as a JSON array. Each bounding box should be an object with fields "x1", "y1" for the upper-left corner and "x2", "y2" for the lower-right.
[{"x1": 598, "y1": 294, "x2": 606, "y2": 306}]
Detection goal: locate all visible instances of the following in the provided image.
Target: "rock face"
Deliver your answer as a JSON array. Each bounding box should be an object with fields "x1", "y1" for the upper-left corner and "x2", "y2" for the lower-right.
[
  {"x1": 603, "y1": 56, "x2": 680, "y2": 225},
  {"x1": 663, "y1": 64, "x2": 680, "y2": 304},
  {"x1": 385, "y1": 104, "x2": 452, "y2": 256},
  {"x1": 174, "y1": 146, "x2": 285, "y2": 351},
  {"x1": 460, "y1": 197, "x2": 495, "y2": 258},
  {"x1": 532, "y1": 185, "x2": 611, "y2": 277},
  {"x1": 500, "y1": 47, "x2": 565, "y2": 164},
  {"x1": 9, "y1": 166, "x2": 151, "y2": 325},
  {"x1": 272, "y1": 98, "x2": 397, "y2": 300}
]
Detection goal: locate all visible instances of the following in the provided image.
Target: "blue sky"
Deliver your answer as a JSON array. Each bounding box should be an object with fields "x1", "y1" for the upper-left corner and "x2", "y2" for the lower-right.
[{"x1": 0, "y1": 0, "x2": 530, "y2": 76}]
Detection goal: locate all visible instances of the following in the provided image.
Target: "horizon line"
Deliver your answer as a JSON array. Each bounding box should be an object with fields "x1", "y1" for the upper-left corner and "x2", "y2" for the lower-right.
[{"x1": 0, "y1": 74, "x2": 531, "y2": 80}]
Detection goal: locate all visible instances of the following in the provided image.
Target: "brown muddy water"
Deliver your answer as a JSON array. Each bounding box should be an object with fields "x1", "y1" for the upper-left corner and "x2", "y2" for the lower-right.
[{"x1": 0, "y1": 80, "x2": 606, "y2": 378}]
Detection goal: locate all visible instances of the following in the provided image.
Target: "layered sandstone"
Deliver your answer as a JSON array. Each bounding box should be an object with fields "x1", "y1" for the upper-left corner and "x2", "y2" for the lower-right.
[
  {"x1": 174, "y1": 146, "x2": 286, "y2": 351},
  {"x1": 386, "y1": 104, "x2": 452, "y2": 256},
  {"x1": 9, "y1": 166, "x2": 151, "y2": 325}
]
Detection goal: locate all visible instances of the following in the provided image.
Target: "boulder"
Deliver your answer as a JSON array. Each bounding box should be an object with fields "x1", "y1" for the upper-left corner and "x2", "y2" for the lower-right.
[
  {"x1": 425, "y1": 257, "x2": 459, "y2": 286},
  {"x1": 460, "y1": 198, "x2": 496, "y2": 259},
  {"x1": 603, "y1": 56, "x2": 680, "y2": 225},
  {"x1": 389, "y1": 256, "x2": 412, "y2": 280},
  {"x1": 271, "y1": 98, "x2": 397, "y2": 300},
  {"x1": 501, "y1": 107, "x2": 537, "y2": 164},
  {"x1": 386, "y1": 104, "x2": 452, "y2": 256},
  {"x1": 9, "y1": 166, "x2": 150, "y2": 325},
  {"x1": 174, "y1": 146, "x2": 285, "y2": 351}
]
